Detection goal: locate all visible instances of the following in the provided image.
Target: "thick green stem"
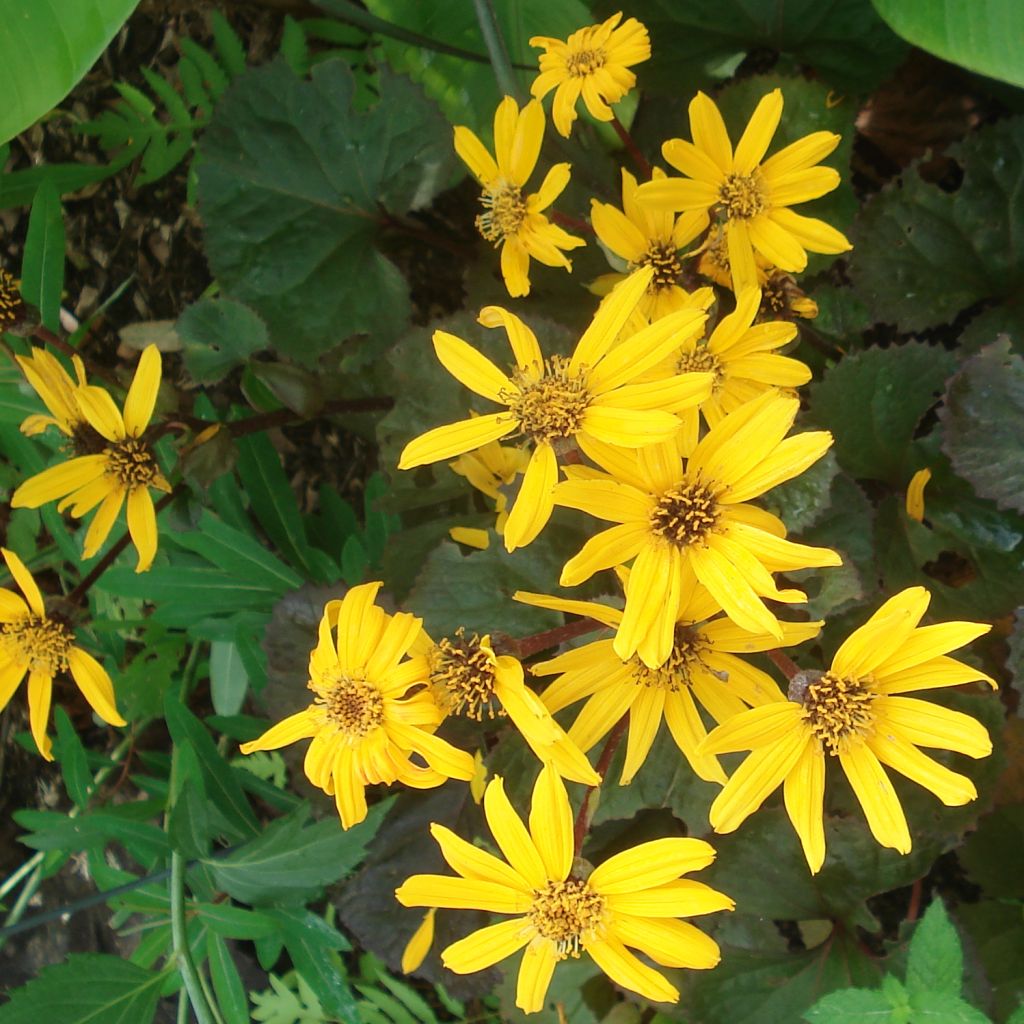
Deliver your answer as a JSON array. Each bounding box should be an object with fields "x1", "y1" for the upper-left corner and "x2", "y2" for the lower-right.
[
  {"x1": 472, "y1": 0, "x2": 520, "y2": 99},
  {"x1": 170, "y1": 852, "x2": 221, "y2": 1024}
]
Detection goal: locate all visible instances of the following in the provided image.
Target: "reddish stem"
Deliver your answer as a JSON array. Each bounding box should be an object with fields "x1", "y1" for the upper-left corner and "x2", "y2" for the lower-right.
[
  {"x1": 573, "y1": 714, "x2": 628, "y2": 857},
  {"x1": 767, "y1": 648, "x2": 800, "y2": 681},
  {"x1": 610, "y1": 112, "x2": 652, "y2": 180},
  {"x1": 32, "y1": 325, "x2": 119, "y2": 386},
  {"x1": 510, "y1": 616, "x2": 605, "y2": 660},
  {"x1": 550, "y1": 210, "x2": 594, "y2": 235},
  {"x1": 906, "y1": 877, "x2": 924, "y2": 923}
]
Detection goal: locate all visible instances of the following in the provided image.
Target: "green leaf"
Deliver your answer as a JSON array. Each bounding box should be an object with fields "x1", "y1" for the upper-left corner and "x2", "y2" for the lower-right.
[
  {"x1": 196, "y1": 902, "x2": 280, "y2": 939},
  {"x1": 208, "y1": 800, "x2": 389, "y2": 905},
  {"x1": 803, "y1": 986, "x2": 895, "y2": 1021},
  {"x1": 809, "y1": 343, "x2": 956, "y2": 483},
  {"x1": 906, "y1": 899, "x2": 963, "y2": 999},
  {"x1": 612, "y1": 0, "x2": 905, "y2": 97},
  {"x1": 870, "y1": 0, "x2": 1024, "y2": 86},
  {"x1": 0, "y1": 0, "x2": 140, "y2": 144},
  {"x1": 960, "y1": 804, "x2": 1024, "y2": 898},
  {"x1": 53, "y1": 706, "x2": 93, "y2": 808},
  {"x1": 940, "y1": 340, "x2": 1024, "y2": 515},
  {"x1": 207, "y1": 934, "x2": 250, "y2": 1024},
  {"x1": 906, "y1": 991, "x2": 994, "y2": 1023},
  {"x1": 764, "y1": 450, "x2": 840, "y2": 533},
  {"x1": 167, "y1": 764, "x2": 211, "y2": 859},
  {"x1": 163, "y1": 689, "x2": 259, "y2": 840},
  {"x1": 850, "y1": 117, "x2": 1024, "y2": 332},
  {"x1": 21, "y1": 179, "x2": 65, "y2": 331},
  {"x1": 958, "y1": 900, "x2": 1024, "y2": 1022},
  {"x1": 197, "y1": 59, "x2": 452, "y2": 365},
  {"x1": 210, "y1": 639, "x2": 251, "y2": 716},
  {"x1": 15, "y1": 808, "x2": 169, "y2": 863},
  {"x1": 177, "y1": 297, "x2": 269, "y2": 384}
]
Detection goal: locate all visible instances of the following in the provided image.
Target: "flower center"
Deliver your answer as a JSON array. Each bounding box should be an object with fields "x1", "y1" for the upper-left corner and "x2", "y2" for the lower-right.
[
  {"x1": 529, "y1": 877, "x2": 606, "y2": 957},
  {"x1": 565, "y1": 47, "x2": 606, "y2": 78},
  {"x1": 718, "y1": 172, "x2": 767, "y2": 220},
  {"x1": 676, "y1": 344, "x2": 721, "y2": 384},
  {"x1": 630, "y1": 625, "x2": 708, "y2": 689},
  {"x1": 104, "y1": 438, "x2": 161, "y2": 489},
  {"x1": 650, "y1": 483, "x2": 719, "y2": 547},
  {"x1": 316, "y1": 674, "x2": 385, "y2": 736},
  {"x1": 637, "y1": 242, "x2": 682, "y2": 289},
  {"x1": 0, "y1": 269, "x2": 27, "y2": 331},
  {"x1": 1, "y1": 614, "x2": 74, "y2": 676},
  {"x1": 476, "y1": 182, "x2": 527, "y2": 244},
  {"x1": 507, "y1": 356, "x2": 591, "y2": 444},
  {"x1": 791, "y1": 670, "x2": 875, "y2": 756},
  {"x1": 430, "y1": 629, "x2": 501, "y2": 721}
]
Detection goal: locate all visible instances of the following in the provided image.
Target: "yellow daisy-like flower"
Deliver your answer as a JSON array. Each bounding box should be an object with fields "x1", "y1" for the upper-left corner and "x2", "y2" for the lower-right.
[
  {"x1": 671, "y1": 286, "x2": 812, "y2": 453},
  {"x1": 640, "y1": 89, "x2": 851, "y2": 292},
  {"x1": 11, "y1": 345, "x2": 170, "y2": 573},
  {"x1": 412, "y1": 628, "x2": 599, "y2": 786},
  {"x1": 0, "y1": 548, "x2": 125, "y2": 761},
  {"x1": 396, "y1": 765, "x2": 731, "y2": 1013},
  {"x1": 590, "y1": 168, "x2": 713, "y2": 325},
  {"x1": 398, "y1": 269, "x2": 713, "y2": 552},
  {"x1": 240, "y1": 583, "x2": 475, "y2": 828},
  {"x1": 15, "y1": 346, "x2": 89, "y2": 438},
  {"x1": 530, "y1": 13, "x2": 651, "y2": 138},
  {"x1": 455, "y1": 96, "x2": 584, "y2": 297},
  {"x1": 700, "y1": 587, "x2": 996, "y2": 873},
  {"x1": 450, "y1": 436, "x2": 531, "y2": 537},
  {"x1": 518, "y1": 577, "x2": 820, "y2": 784},
  {"x1": 555, "y1": 390, "x2": 840, "y2": 664}
]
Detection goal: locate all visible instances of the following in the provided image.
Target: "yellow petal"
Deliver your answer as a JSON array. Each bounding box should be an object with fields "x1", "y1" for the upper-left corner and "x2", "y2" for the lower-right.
[
  {"x1": 82, "y1": 489, "x2": 126, "y2": 560},
  {"x1": 401, "y1": 909, "x2": 436, "y2": 973},
  {"x1": 585, "y1": 934, "x2": 679, "y2": 1004},
  {"x1": 67, "y1": 647, "x2": 126, "y2": 726},
  {"x1": 433, "y1": 330, "x2": 515, "y2": 403},
  {"x1": 529, "y1": 764, "x2": 573, "y2": 881},
  {"x1": 701, "y1": 701, "x2": 806, "y2": 755},
  {"x1": 503, "y1": 443, "x2": 557, "y2": 552},
  {"x1": 722, "y1": 431, "x2": 833, "y2": 503},
  {"x1": 688, "y1": 91, "x2": 733, "y2": 173},
  {"x1": 11, "y1": 455, "x2": 108, "y2": 510},
  {"x1": 872, "y1": 621, "x2": 991, "y2": 677},
  {"x1": 783, "y1": 738, "x2": 826, "y2": 874},
  {"x1": 454, "y1": 125, "x2": 498, "y2": 184},
  {"x1": 606, "y1": 879, "x2": 735, "y2": 917},
  {"x1": 441, "y1": 917, "x2": 530, "y2": 974},
  {"x1": 760, "y1": 131, "x2": 841, "y2": 179},
  {"x1": 239, "y1": 709, "x2": 318, "y2": 753},
  {"x1": 123, "y1": 345, "x2": 161, "y2": 436},
  {"x1": 768, "y1": 208, "x2": 851, "y2": 255},
  {"x1": 590, "y1": 837, "x2": 715, "y2": 893},
  {"x1": 620, "y1": 685, "x2": 665, "y2": 784},
  {"x1": 570, "y1": 267, "x2": 654, "y2": 373},
  {"x1": 507, "y1": 99, "x2": 544, "y2": 187},
  {"x1": 513, "y1": 590, "x2": 622, "y2": 628},
  {"x1": 905, "y1": 468, "x2": 931, "y2": 523},
  {"x1": 868, "y1": 730, "x2": 977, "y2": 806},
  {"x1": 838, "y1": 744, "x2": 911, "y2": 854},
  {"x1": 478, "y1": 305, "x2": 543, "y2": 372},
  {"x1": 27, "y1": 669, "x2": 54, "y2": 760},
  {"x1": 581, "y1": 405, "x2": 681, "y2": 447},
  {"x1": 613, "y1": 543, "x2": 676, "y2": 663},
  {"x1": 0, "y1": 587, "x2": 29, "y2": 623},
  {"x1": 874, "y1": 655, "x2": 997, "y2": 694},
  {"x1": 391, "y1": 722, "x2": 476, "y2": 780},
  {"x1": 430, "y1": 823, "x2": 532, "y2": 892},
  {"x1": 768, "y1": 166, "x2": 841, "y2": 207},
  {"x1": 733, "y1": 89, "x2": 782, "y2": 175},
  {"x1": 532, "y1": 162, "x2": 572, "y2": 212},
  {"x1": 127, "y1": 487, "x2": 158, "y2": 573},
  {"x1": 747, "y1": 215, "x2": 808, "y2": 272},
  {"x1": 395, "y1": 874, "x2": 531, "y2": 913},
  {"x1": 664, "y1": 688, "x2": 727, "y2": 784},
  {"x1": 661, "y1": 137, "x2": 724, "y2": 185},
  {"x1": 566, "y1": 681, "x2": 633, "y2": 754},
  {"x1": 831, "y1": 588, "x2": 930, "y2": 679},
  {"x1": 0, "y1": 657, "x2": 27, "y2": 713},
  {"x1": 554, "y1": 478, "x2": 651, "y2": 523},
  {"x1": 560, "y1": 523, "x2": 649, "y2": 587},
  {"x1": 612, "y1": 915, "x2": 721, "y2": 970},
  {"x1": 484, "y1": 776, "x2": 548, "y2": 889},
  {"x1": 76, "y1": 385, "x2": 126, "y2": 442},
  {"x1": 500, "y1": 236, "x2": 532, "y2": 297},
  {"x1": 872, "y1": 696, "x2": 992, "y2": 758},
  {"x1": 333, "y1": 747, "x2": 369, "y2": 828},
  {"x1": 1, "y1": 547, "x2": 46, "y2": 617},
  {"x1": 364, "y1": 610, "x2": 423, "y2": 681},
  {"x1": 398, "y1": 413, "x2": 515, "y2": 469},
  {"x1": 687, "y1": 542, "x2": 783, "y2": 640},
  {"x1": 515, "y1": 941, "x2": 558, "y2": 1013}
]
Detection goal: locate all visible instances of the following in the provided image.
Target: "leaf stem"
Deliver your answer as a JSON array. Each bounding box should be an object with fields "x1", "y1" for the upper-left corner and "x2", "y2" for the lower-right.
[
  {"x1": 472, "y1": 0, "x2": 520, "y2": 99},
  {"x1": 610, "y1": 112, "x2": 652, "y2": 180},
  {"x1": 572, "y1": 714, "x2": 628, "y2": 857},
  {"x1": 170, "y1": 852, "x2": 222, "y2": 1024}
]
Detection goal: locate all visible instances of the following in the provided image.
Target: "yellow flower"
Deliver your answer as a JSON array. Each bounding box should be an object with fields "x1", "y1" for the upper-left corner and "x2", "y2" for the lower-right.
[
  {"x1": 16, "y1": 346, "x2": 89, "y2": 438},
  {"x1": 640, "y1": 89, "x2": 851, "y2": 291},
  {"x1": 590, "y1": 168, "x2": 713, "y2": 324},
  {"x1": 0, "y1": 548, "x2": 125, "y2": 760},
  {"x1": 700, "y1": 587, "x2": 996, "y2": 873},
  {"x1": 530, "y1": 13, "x2": 651, "y2": 138},
  {"x1": 240, "y1": 583, "x2": 475, "y2": 828},
  {"x1": 414, "y1": 628, "x2": 599, "y2": 786},
  {"x1": 671, "y1": 286, "x2": 812, "y2": 453},
  {"x1": 554, "y1": 390, "x2": 840, "y2": 664},
  {"x1": 759, "y1": 270, "x2": 819, "y2": 321},
  {"x1": 396, "y1": 765, "x2": 731, "y2": 1013},
  {"x1": 455, "y1": 97, "x2": 584, "y2": 297},
  {"x1": 450, "y1": 436, "x2": 531, "y2": 536},
  {"x1": 518, "y1": 578, "x2": 820, "y2": 784},
  {"x1": 906, "y1": 468, "x2": 932, "y2": 523},
  {"x1": 11, "y1": 345, "x2": 170, "y2": 573},
  {"x1": 398, "y1": 269, "x2": 712, "y2": 551}
]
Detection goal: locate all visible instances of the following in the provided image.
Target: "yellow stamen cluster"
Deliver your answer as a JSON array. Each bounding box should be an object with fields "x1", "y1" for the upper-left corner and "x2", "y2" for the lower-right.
[
  {"x1": 477, "y1": 183, "x2": 528, "y2": 244},
  {"x1": 650, "y1": 483, "x2": 719, "y2": 547},
  {"x1": 638, "y1": 241, "x2": 683, "y2": 288},
  {"x1": 795, "y1": 671, "x2": 875, "y2": 755},
  {"x1": 430, "y1": 629, "x2": 501, "y2": 720},
  {"x1": 104, "y1": 438, "x2": 162, "y2": 488},
  {"x1": 529, "y1": 877, "x2": 606, "y2": 957},
  {"x1": 676, "y1": 345, "x2": 721, "y2": 381},
  {"x1": 631, "y1": 626, "x2": 708, "y2": 690},
  {"x1": 316, "y1": 674, "x2": 385, "y2": 736},
  {"x1": 508, "y1": 356, "x2": 591, "y2": 444},
  {"x1": 0, "y1": 269, "x2": 26, "y2": 330},
  {"x1": 1, "y1": 614, "x2": 74, "y2": 676},
  {"x1": 565, "y1": 48, "x2": 606, "y2": 78},
  {"x1": 718, "y1": 172, "x2": 768, "y2": 220}
]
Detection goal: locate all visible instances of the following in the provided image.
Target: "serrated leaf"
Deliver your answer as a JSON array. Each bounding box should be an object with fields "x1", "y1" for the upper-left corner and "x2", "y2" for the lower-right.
[
  {"x1": 906, "y1": 899, "x2": 963, "y2": 999},
  {"x1": 197, "y1": 59, "x2": 451, "y2": 365},
  {"x1": 810, "y1": 343, "x2": 956, "y2": 483},
  {"x1": 177, "y1": 297, "x2": 269, "y2": 383},
  {"x1": 53, "y1": 706, "x2": 92, "y2": 808},
  {"x1": 803, "y1": 986, "x2": 894, "y2": 1021},
  {"x1": 871, "y1": 0, "x2": 1024, "y2": 87},
  {"x1": 906, "y1": 991, "x2": 993, "y2": 1023},
  {"x1": 0, "y1": 954, "x2": 164, "y2": 1024},
  {"x1": 850, "y1": 116, "x2": 1024, "y2": 331},
  {"x1": 196, "y1": 902, "x2": 280, "y2": 939},
  {"x1": 939, "y1": 340, "x2": 1024, "y2": 515},
  {"x1": 607, "y1": 0, "x2": 905, "y2": 97}
]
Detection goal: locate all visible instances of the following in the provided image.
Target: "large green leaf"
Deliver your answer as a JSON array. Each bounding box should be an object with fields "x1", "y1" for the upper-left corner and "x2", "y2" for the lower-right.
[
  {"x1": 871, "y1": 0, "x2": 1024, "y2": 87},
  {"x1": 0, "y1": 954, "x2": 163, "y2": 1024},
  {"x1": 197, "y1": 59, "x2": 452, "y2": 365},
  {"x1": 0, "y1": 0, "x2": 140, "y2": 144}
]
